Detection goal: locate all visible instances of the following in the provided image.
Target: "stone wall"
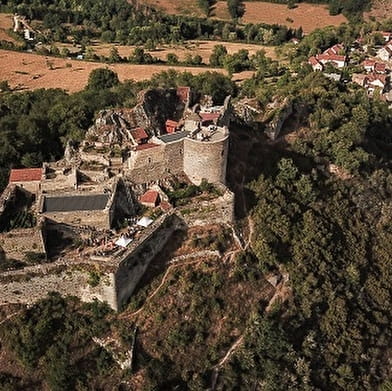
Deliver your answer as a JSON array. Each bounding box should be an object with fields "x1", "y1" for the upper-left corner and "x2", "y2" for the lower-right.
[
  {"x1": 114, "y1": 212, "x2": 185, "y2": 310},
  {"x1": 0, "y1": 212, "x2": 185, "y2": 311},
  {"x1": 183, "y1": 134, "x2": 229, "y2": 185},
  {"x1": 42, "y1": 209, "x2": 110, "y2": 230},
  {"x1": 0, "y1": 225, "x2": 46, "y2": 261},
  {"x1": 0, "y1": 264, "x2": 117, "y2": 309},
  {"x1": 178, "y1": 184, "x2": 235, "y2": 226},
  {"x1": 126, "y1": 140, "x2": 184, "y2": 184}
]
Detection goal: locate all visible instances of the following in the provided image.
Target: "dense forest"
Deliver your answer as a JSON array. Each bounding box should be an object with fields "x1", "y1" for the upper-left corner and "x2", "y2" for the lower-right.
[{"x1": 0, "y1": 12, "x2": 392, "y2": 391}]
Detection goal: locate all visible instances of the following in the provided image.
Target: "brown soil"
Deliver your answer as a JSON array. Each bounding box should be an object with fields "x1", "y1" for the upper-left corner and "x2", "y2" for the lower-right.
[
  {"x1": 0, "y1": 49, "x2": 253, "y2": 93},
  {"x1": 216, "y1": 1, "x2": 348, "y2": 34},
  {"x1": 0, "y1": 13, "x2": 17, "y2": 42}
]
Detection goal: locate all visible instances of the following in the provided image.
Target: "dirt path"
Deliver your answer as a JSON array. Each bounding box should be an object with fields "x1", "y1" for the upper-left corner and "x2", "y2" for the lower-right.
[{"x1": 211, "y1": 334, "x2": 245, "y2": 389}]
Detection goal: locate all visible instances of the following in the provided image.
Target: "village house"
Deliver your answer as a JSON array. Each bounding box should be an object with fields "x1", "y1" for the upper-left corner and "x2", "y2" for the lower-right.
[
  {"x1": 316, "y1": 53, "x2": 346, "y2": 69},
  {"x1": 129, "y1": 127, "x2": 148, "y2": 146},
  {"x1": 352, "y1": 73, "x2": 389, "y2": 94},
  {"x1": 377, "y1": 43, "x2": 392, "y2": 62},
  {"x1": 308, "y1": 44, "x2": 347, "y2": 71},
  {"x1": 139, "y1": 190, "x2": 160, "y2": 208},
  {"x1": 9, "y1": 168, "x2": 43, "y2": 194},
  {"x1": 362, "y1": 60, "x2": 387, "y2": 74},
  {"x1": 308, "y1": 56, "x2": 323, "y2": 71}
]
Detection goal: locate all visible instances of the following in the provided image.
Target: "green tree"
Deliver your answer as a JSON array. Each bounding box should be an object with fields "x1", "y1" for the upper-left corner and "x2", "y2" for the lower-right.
[{"x1": 87, "y1": 68, "x2": 119, "y2": 90}]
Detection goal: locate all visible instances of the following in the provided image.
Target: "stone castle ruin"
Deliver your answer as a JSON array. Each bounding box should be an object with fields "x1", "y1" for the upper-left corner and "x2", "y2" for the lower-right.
[{"x1": 0, "y1": 87, "x2": 234, "y2": 310}]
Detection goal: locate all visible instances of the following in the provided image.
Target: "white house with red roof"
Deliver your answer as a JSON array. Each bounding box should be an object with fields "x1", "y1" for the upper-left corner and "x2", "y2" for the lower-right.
[
  {"x1": 362, "y1": 60, "x2": 387, "y2": 73},
  {"x1": 316, "y1": 53, "x2": 346, "y2": 69},
  {"x1": 308, "y1": 56, "x2": 323, "y2": 71},
  {"x1": 353, "y1": 73, "x2": 388, "y2": 94},
  {"x1": 308, "y1": 44, "x2": 347, "y2": 71}
]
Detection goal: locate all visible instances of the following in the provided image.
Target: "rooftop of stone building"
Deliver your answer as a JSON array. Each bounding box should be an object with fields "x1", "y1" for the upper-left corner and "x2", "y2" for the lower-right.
[
  {"x1": 135, "y1": 143, "x2": 160, "y2": 151},
  {"x1": 158, "y1": 131, "x2": 190, "y2": 144}
]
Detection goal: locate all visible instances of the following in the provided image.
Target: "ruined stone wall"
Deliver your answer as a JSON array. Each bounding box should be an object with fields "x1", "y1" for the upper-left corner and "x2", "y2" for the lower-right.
[
  {"x1": 183, "y1": 135, "x2": 229, "y2": 185},
  {"x1": 0, "y1": 226, "x2": 46, "y2": 261},
  {"x1": 0, "y1": 264, "x2": 117, "y2": 310},
  {"x1": 178, "y1": 184, "x2": 235, "y2": 226},
  {"x1": 0, "y1": 212, "x2": 185, "y2": 311},
  {"x1": 42, "y1": 210, "x2": 110, "y2": 230},
  {"x1": 114, "y1": 213, "x2": 185, "y2": 310},
  {"x1": 11, "y1": 181, "x2": 40, "y2": 194}
]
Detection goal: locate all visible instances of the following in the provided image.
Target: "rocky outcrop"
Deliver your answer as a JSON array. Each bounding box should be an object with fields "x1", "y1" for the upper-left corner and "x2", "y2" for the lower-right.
[{"x1": 264, "y1": 97, "x2": 293, "y2": 140}]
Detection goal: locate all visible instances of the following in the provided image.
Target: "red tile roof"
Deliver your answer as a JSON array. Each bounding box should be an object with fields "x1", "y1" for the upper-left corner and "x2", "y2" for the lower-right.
[
  {"x1": 140, "y1": 190, "x2": 160, "y2": 205},
  {"x1": 166, "y1": 119, "x2": 179, "y2": 127},
  {"x1": 130, "y1": 127, "x2": 148, "y2": 142},
  {"x1": 200, "y1": 112, "x2": 220, "y2": 122},
  {"x1": 308, "y1": 56, "x2": 321, "y2": 66},
  {"x1": 135, "y1": 143, "x2": 159, "y2": 151},
  {"x1": 375, "y1": 63, "x2": 386, "y2": 72},
  {"x1": 368, "y1": 73, "x2": 386, "y2": 84},
  {"x1": 317, "y1": 54, "x2": 346, "y2": 62},
  {"x1": 9, "y1": 168, "x2": 42, "y2": 183},
  {"x1": 363, "y1": 59, "x2": 376, "y2": 67}
]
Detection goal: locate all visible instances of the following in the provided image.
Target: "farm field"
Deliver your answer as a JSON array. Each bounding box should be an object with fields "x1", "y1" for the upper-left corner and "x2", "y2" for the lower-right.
[
  {"x1": 215, "y1": 1, "x2": 348, "y2": 33},
  {"x1": 0, "y1": 49, "x2": 254, "y2": 93},
  {"x1": 141, "y1": 0, "x2": 204, "y2": 16},
  {"x1": 365, "y1": 0, "x2": 392, "y2": 20},
  {"x1": 87, "y1": 40, "x2": 278, "y2": 62},
  {"x1": 0, "y1": 13, "x2": 16, "y2": 42}
]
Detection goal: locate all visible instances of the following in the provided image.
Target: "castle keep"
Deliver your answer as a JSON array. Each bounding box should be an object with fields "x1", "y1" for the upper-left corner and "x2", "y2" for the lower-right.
[{"x1": 0, "y1": 87, "x2": 234, "y2": 310}]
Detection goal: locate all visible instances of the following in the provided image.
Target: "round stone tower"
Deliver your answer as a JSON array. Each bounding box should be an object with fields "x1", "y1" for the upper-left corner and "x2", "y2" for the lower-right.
[{"x1": 183, "y1": 128, "x2": 229, "y2": 185}]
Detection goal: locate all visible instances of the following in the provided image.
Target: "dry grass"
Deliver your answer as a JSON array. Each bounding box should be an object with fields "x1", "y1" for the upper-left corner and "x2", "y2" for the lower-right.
[
  {"x1": 0, "y1": 13, "x2": 17, "y2": 42},
  {"x1": 86, "y1": 39, "x2": 278, "y2": 62},
  {"x1": 139, "y1": 0, "x2": 204, "y2": 16},
  {"x1": 215, "y1": 1, "x2": 348, "y2": 33},
  {"x1": 0, "y1": 49, "x2": 254, "y2": 92},
  {"x1": 138, "y1": 0, "x2": 347, "y2": 34},
  {"x1": 365, "y1": 0, "x2": 392, "y2": 20}
]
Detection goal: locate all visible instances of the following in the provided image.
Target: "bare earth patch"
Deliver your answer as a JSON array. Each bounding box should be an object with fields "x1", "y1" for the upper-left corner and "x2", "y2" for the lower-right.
[
  {"x1": 0, "y1": 49, "x2": 253, "y2": 93},
  {"x1": 0, "y1": 13, "x2": 17, "y2": 42},
  {"x1": 215, "y1": 1, "x2": 347, "y2": 33}
]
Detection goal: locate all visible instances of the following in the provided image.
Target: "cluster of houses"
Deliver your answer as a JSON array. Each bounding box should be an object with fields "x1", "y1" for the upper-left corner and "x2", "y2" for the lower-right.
[
  {"x1": 308, "y1": 44, "x2": 347, "y2": 71},
  {"x1": 308, "y1": 32, "x2": 392, "y2": 102}
]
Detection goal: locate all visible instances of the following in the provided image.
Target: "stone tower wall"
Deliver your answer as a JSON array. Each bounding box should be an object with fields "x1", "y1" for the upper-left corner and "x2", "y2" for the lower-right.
[
  {"x1": 183, "y1": 135, "x2": 229, "y2": 185},
  {"x1": 126, "y1": 140, "x2": 184, "y2": 184}
]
